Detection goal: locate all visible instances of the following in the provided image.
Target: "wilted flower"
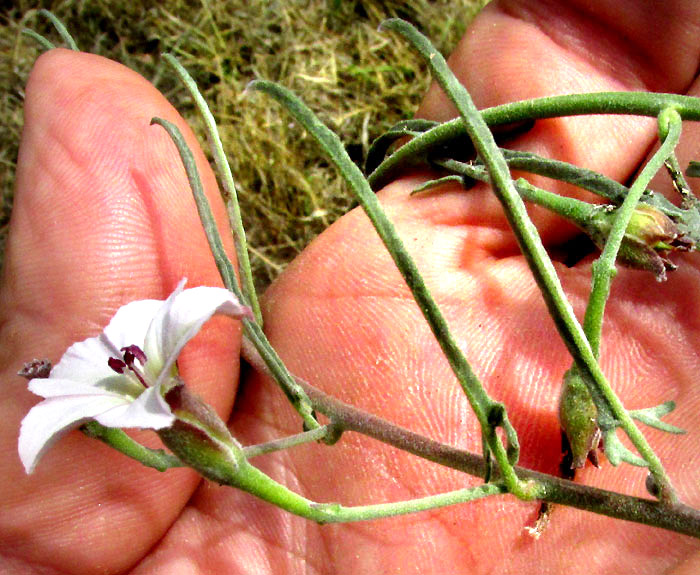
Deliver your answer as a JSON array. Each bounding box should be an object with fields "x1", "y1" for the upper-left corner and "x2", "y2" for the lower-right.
[
  {"x1": 585, "y1": 204, "x2": 693, "y2": 281},
  {"x1": 18, "y1": 279, "x2": 251, "y2": 473}
]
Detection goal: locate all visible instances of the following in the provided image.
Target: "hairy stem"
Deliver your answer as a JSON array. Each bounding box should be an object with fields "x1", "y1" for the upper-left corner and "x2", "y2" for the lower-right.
[
  {"x1": 246, "y1": 79, "x2": 526, "y2": 496},
  {"x1": 238, "y1": 342, "x2": 700, "y2": 537},
  {"x1": 242, "y1": 425, "x2": 339, "y2": 459},
  {"x1": 151, "y1": 117, "x2": 320, "y2": 432},
  {"x1": 162, "y1": 53, "x2": 262, "y2": 324},
  {"x1": 579, "y1": 109, "x2": 683, "y2": 502},
  {"x1": 81, "y1": 422, "x2": 184, "y2": 471},
  {"x1": 228, "y1": 459, "x2": 506, "y2": 524},
  {"x1": 382, "y1": 18, "x2": 677, "y2": 502},
  {"x1": 295, "y1": 373, "x2": 699, "y2": 535},
  {"x1": 368, "y1": 92, "x2": 700, "y2": 191},
  {"x1": 433, "y1": 158, "x2": 600, "y2": 227}
]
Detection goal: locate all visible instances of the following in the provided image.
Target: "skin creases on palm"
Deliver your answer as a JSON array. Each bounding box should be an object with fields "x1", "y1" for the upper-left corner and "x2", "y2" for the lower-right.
[{"x1": 219, "y1": 173, "x2": 700, "y2": 572}]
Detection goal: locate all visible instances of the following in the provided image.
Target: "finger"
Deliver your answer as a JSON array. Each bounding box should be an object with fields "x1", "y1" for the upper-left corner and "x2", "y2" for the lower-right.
[{"x1": 0, "y1": 50, "x2": 240, "y2": 573}]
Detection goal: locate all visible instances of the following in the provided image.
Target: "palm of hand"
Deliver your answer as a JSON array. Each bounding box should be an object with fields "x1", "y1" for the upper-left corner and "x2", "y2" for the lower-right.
[{"x1": 2, "y1": 2, "x2": 700, "y2": 573}]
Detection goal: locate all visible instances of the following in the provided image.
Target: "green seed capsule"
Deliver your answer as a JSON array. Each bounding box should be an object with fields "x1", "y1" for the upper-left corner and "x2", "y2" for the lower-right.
[{"x1": 559, "y1": 368, "x2": 601, "y2": 469}]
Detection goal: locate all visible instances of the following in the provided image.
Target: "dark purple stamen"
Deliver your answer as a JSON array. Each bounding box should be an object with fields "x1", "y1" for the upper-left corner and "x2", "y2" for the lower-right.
[
  {"x1": 121, "y1": 345, "x2": 147, "y2": 367},
  {"x1": 108, "y1": 357, "x2": 127, "y2": 373},
  {"x1": 107, "y1": 345, "x2": 149, "y2": 387}
]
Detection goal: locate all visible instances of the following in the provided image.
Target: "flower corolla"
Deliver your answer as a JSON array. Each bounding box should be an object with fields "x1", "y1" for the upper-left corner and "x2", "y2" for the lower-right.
[{"x1": 18, "y1": 279, "x2": 251, "y2": 473}]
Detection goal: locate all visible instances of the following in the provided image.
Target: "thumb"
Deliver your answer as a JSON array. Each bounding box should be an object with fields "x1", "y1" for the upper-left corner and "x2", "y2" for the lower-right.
[{"x1": 0, "y1": 49, "x2": 240, "y2": 573}]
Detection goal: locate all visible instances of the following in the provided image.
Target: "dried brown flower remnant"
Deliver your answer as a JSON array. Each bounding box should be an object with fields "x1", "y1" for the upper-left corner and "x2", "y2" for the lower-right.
[{"x1": 18, "y1": 359, "x2": 52, "y2": 379}]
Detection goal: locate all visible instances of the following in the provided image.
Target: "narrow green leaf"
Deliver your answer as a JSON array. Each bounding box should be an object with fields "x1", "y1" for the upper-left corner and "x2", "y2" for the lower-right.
[
  {"x1": 149, "y1": 118, "x2": 241, "y2": 298},
  {"x1": 603, "y1": 430, "x2": 648, "y2": 468},
  {"x1": 630, "y1": 401, "x2": 685, "y2": 434},
  {"x1": 162, "y1": 53, "x2": 262, "y2": 325},
  {"x1": 245, "y1": 79, "x2": 527, "y2": 491},
  {"x1": 36, "y1": 9, "x2": 79, "y2": 51},
  {"x1": 20, "y1": 29, "x2": 55, "y2": 51},
  {"x1": 150, "y1": 117, "x2": 320, "y2": 431},
  {"x1": 411, "y1": 175, "x2": 464, "y2": 195}
]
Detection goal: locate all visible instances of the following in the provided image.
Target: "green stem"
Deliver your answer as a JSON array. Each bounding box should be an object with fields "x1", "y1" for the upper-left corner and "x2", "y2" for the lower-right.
[
  {"x1": 368, "y1": 92, "x2": 700, "y2": 192},
  {"x1": 162, "y1": 53, "x2": 262, "y2": 325},
  {"x1": 150, "y1": 117, "x2": 320, "y2": 432},
  {"x1": 20, "y1": 29, "x2": 55, "y2": 51},
  {"x1": 293, "y1": 376, "x2": 700, "y2": 535},
  {"x1": 497, "y1": 150, "x2": 683, "y2": 218},
  {"x1": 583, "y1": 111, "x2": 682, "y2": 355},
  {"x1": 242, "y1": 425, "x2": 338, "y2": 458},
  {"x1": 434, "y1": 158, "x2": 600, "y2": 227},
  {"x1": 94, "y1": 351, "x2": 700, "y2": 536},
  {"x1": 580, "y1": 109, "x2": 683, "y2": 502},
  {"x1": 228, "y1": 460, "x2": 506, "y2": 523},
  {"x1": 34, "y1": 9, "x2": 79, "y2": 51},
  {"x1": 246, "y1": 80, "x2": 527, "y2": 496},
  {"x1": 382, "y1": 18, "x2": 680, "y2": 503},
  {"x1": 386, "y1": 18, "x2": 598, "y2": 499},
  {"x1": 243, "y1": 320, "x2": 320, "y2": 430},
  {"x1": 81, "y1": 422, "x2": 184, "y2": 471},
  {"x1": 430, "y1": 150, "x2": 682, "y2": 220},
  {"x1": 497, "y1": 150, "x2": 631, "y2": 205}
]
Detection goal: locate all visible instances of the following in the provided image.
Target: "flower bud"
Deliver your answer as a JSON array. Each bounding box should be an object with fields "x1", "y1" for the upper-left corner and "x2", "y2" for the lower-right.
[
  {"x1": 585, "y1": 204, "x2": 693, "y2": 281},
  {"x1": 158, "y1": 380, "x2": 244, "y2": 484},
  {"x1": 559, "y1": 368, "x2": 601, "y2": 469}
]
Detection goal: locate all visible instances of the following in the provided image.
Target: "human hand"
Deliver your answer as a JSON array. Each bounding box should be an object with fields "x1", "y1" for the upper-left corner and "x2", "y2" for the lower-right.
[{"x1": 2, "y1": 1, "x2": 700, "y2": 573}]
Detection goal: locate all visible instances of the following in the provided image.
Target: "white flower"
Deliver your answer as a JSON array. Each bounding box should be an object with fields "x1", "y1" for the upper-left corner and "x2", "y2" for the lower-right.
[{"x1": 18, "y1": 279, "x2": 252, "y2": 473}]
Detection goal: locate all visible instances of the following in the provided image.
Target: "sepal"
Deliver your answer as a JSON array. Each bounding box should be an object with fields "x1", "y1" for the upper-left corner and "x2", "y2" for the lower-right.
[{"x1": 158, "y1": 381, "x2": 244, "y2": 484}]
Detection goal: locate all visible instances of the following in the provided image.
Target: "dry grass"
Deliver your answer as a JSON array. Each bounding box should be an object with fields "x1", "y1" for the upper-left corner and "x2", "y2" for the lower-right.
[{"x1": 1, "y1": 0, "x2": 485, "y2": 289}]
